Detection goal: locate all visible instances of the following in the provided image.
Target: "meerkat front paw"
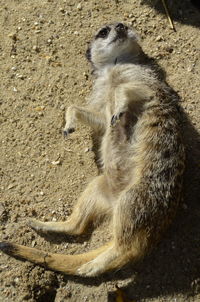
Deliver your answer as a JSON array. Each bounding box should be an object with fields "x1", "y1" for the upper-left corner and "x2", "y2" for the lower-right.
[
  {"x1": 63, "y1": 127, "x2": 75, "y2": 138},
  {"x1": 111, "y1": 112, "x2": 125, "y2": 127}
]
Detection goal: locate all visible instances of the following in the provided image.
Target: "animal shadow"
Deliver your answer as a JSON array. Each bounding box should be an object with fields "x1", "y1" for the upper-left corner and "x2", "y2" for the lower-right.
[{"x1": 140, "y1": 0, "x2": 200, "y2": 28}]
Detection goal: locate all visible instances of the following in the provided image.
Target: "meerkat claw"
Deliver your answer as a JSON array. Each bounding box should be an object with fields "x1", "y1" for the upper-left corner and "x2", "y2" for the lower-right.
[
  {"x1": 63, "y1": 128, "x2": 75, "y2": 138},
  {"x1": 111, "y1": 112, "x2": 124, "y2": 127}
]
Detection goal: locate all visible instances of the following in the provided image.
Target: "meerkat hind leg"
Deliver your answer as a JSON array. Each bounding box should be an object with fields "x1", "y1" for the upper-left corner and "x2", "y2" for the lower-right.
[
  {"x1": 77, "y1": 192, "x2": 149, "y2": 277},
  {"x1": 28, "y1": 175, "x2": 112, "y2": 235},
  {"x1": 77, "y1": 227, "x2": 147, "y2": 277}
]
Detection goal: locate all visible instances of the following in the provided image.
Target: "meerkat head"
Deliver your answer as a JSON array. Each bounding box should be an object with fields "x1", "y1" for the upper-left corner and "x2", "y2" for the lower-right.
[{"x1": 86, "y1": 22, "x2": 141, "y2": 70}]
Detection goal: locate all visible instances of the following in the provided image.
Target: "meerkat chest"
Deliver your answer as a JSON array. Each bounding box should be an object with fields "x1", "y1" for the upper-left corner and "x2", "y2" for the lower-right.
[{"x1": 91, "y1": 68, "x2": 116, "y2": 108}]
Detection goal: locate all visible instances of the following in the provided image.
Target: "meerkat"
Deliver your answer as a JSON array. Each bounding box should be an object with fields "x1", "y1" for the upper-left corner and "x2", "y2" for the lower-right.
[{"x1": 0, "y1": 22, "x2": 185, "y2": 277}]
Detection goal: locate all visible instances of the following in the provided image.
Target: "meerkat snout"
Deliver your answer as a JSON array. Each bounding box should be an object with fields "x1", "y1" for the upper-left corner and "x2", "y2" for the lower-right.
[
  {"x1": 115, "y1": 22, "x2": 128, "y2": 38},
  {"x1": 86, "y1": 23, "x2": 141, "y2": 70}
]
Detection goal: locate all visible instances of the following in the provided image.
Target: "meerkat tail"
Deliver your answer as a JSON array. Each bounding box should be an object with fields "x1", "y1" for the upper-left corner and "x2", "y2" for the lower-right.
[{"x1": 0, "y1": 241, "x2": 113, "y2": 275}]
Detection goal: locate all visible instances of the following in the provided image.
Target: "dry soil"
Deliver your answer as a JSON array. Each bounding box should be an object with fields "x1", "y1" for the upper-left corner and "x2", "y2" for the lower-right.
[{"x1": 0, "y1": 0, "x2": 200, "y2": 302}]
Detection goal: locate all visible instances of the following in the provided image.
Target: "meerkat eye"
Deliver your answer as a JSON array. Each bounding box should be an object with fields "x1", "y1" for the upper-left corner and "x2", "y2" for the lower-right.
[{"x1": 95, "y1": 27, "x2": 111, "y2": 39}]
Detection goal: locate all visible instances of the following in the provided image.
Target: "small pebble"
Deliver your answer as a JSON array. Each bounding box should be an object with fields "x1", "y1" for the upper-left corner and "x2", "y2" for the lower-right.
[
  {"x1": 35, "y1": 105, "x2": 45, "y2": 111},
  {"x1": 33, "y1": 45, "x2": 39, "y2": 52},
  {"x1": 187, "y1": 66, "x2": 193, "y2": 72},
  {"x1": 59, "y1": 8, "x2": 65, "y2": 13},
  {"x1": 60, "y1": 104, "x2": 65, "y2": 110},
  {"x1": 77, "y1": 3, "x2": 82, "y2": 10},
  {"x1": 51, "y1": 159, "x2": 61, "y2": 165},
  {"x1": 8, "y1": 33, "x2": 17, "y2": 40},
  {"x1": 17, "y1": 74, "x2": 24, "y2": 79},
  {"x1": 14, "y1": 277, "x2": 19, "y2": 284},
  {"x1": 156, "y1": 36, "x2": 163, "y2": 42},
  {"x1": 83, "y1": 72, "x2": 89, "y2": 80}
]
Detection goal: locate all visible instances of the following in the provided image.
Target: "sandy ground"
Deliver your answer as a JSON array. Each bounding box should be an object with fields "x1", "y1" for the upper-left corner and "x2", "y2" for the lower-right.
[{"x1": 0, "y1": 0, "x2": 200, "y2": 301}]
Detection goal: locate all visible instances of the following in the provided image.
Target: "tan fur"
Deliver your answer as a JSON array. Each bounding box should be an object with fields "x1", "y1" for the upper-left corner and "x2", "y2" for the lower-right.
[{"x1": 0, "y1": 23, "x2": 185, "y2": 277}]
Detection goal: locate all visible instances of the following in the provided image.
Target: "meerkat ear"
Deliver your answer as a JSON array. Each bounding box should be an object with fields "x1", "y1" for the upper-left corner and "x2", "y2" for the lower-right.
[{"x1": 85, "y1": 46, "x2": 91, "y2": 62}]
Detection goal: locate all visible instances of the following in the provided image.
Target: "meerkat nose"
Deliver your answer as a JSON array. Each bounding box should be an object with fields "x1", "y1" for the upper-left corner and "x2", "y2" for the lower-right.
[{"x1": 115, "y1": 23, "x2": 127, "y2": 32}]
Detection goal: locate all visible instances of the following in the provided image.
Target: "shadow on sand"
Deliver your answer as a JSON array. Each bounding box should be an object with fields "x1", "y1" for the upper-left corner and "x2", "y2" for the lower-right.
[{"x1": 139, "y1": 0, "x2": 200, "y2": 28}]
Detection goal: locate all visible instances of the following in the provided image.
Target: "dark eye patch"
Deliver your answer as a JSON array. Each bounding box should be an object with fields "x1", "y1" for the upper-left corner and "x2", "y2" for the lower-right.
[{"x1": 95, "y1": 27, "x2": 111, "y2": 39}]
